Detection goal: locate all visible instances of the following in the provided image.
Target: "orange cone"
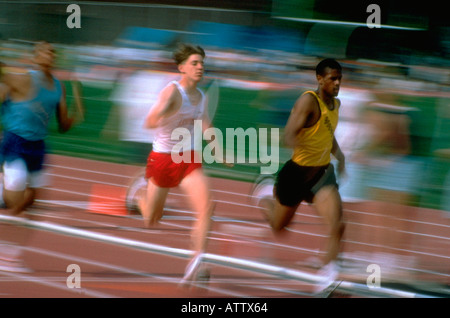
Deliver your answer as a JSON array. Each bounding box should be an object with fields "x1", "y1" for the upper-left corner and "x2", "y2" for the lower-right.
[{"x1": 88, "y1": 184, "x2": 128, "y2": 216}]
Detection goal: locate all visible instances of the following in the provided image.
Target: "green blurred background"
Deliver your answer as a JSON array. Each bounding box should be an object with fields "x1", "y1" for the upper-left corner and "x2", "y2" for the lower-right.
[{"x1": 49, "y1": 78, "x2": 449, "y2": 211}]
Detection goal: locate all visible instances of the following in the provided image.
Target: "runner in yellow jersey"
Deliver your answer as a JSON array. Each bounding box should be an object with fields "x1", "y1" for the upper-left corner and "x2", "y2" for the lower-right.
[{"x1": 253, "y1": 58, "x2": 346, "y2": 293}]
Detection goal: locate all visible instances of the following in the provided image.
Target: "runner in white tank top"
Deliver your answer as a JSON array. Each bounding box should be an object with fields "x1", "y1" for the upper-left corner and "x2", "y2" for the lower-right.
[
  {"x1": 152, "y1": 80, "x2": 205, "y2": 154},
  {"x1": 139, "y1": 44, "x2": 227, "y2": 286}
]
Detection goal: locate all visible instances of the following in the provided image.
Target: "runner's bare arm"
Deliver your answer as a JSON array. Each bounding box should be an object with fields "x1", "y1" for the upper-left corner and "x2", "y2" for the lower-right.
[
  {"x1": 143, "y1": 84, "x2": 177, "y2": 129},
  {"x1": 199, "y1": 103, "x2": 232, "y2": 166},
  {"x1": 56, "y1": 83, "x2": 75, "y2": 133},
  {"x1": 0, "y1": 81, "x2": 8, "y2": 104},
  {"x1": 283, "y1": 93, "x2": 316, "y2": 148},
  {"x1": 201, "y1": 94, "x2": 213, "y2": 131},
  {"x1": 0, "y1": 62, "x2": 5, "y2": 102},
  {"x1": 331, "y1": 137, "x2": 345, "y2": 174},
  {"x1": 71, "y1": 80, "x2": 84, "y2": 122},
  {"x1": 0, "y1": 67, "x2": 28, "y2": 103}
]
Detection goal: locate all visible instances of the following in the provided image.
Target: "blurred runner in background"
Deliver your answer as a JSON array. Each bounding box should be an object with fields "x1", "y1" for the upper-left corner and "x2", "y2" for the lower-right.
[
  {"x1": 357, "y1": 95, "x2": 419, "y2": 279},
  {"x1": 0, "y1": 41, "x2": 81, "y2": 272},
  {"x1": 0, "y1": 41, "x2": 79, "y2": 214}
]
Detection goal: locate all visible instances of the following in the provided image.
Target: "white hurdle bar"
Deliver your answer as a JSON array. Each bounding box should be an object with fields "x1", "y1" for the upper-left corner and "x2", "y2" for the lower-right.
[{"x1": 0, "y1": 214, "x2": 438, "y2": 298}]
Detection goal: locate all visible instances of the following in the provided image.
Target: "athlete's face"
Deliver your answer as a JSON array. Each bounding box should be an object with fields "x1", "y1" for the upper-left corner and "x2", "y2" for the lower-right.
[
  {"x1": 34, "y1": 43, "x2": 56, "y2": 69},
  {"x1": 318, "y1": 67, "x2": 342, "y2": 97},
  {"x1": 179, "y1": 54, "x2": 204, "y2": 82}
]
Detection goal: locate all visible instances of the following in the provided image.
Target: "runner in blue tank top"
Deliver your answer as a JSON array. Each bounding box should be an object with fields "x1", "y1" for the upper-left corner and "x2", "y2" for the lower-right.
[{"x1": 0, "y1": 41, "x2": 80, "y2": 215}]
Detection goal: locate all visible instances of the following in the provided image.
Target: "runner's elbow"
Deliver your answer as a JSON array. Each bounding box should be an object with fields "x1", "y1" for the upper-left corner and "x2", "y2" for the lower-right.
[
  {"x1": 143, "y1": 120, "x2": 157, "y2": 129},
  {"x1": 58, "y1": 119, "x2": 73, "y2": 133},
  {"x1": 144, "y1": 116, "x2": 160, "y2": 129}
]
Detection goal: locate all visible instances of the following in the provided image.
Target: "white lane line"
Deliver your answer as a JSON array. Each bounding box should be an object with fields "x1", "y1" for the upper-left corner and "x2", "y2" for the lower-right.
[
  {"x1": 21, "y1": 246, "x2": 249, "y2": 298},
  {"x1": 0, "y1": 214, "x2": 438, "y2": 298},
  {"x1": 41, "y1": 176, "x2": 450, "y2": 230},
  {"x1": 0, "y1": 270, "x2": 115, "y2": 298},
  {"x1": 46, "y1": 173, "x2": 128, "y2": 188},
  {"x1": 40, "y1": 188, "x2": 123, "y2": 201},
  {"x1": 32, "y1": 200, "x2": 450, "y2": 262},
  {"x1": 45, "y1": 164, "x2": 135, "y2": 179}
]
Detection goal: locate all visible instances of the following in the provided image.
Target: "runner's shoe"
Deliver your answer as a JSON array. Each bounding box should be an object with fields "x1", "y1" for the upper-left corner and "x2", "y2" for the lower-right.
[
  {"x1": 250, "y1": 175, "x2": 276, "y2": 223},
  {"x1": 314, "y1": 261, "x2": 339, "y2": 295},
  {"x1": 125, "y1": 171, "x2": 147, "y2": 215},
  {"x1": 179, "y1": 253, "x2": 209, "y2": 287}
]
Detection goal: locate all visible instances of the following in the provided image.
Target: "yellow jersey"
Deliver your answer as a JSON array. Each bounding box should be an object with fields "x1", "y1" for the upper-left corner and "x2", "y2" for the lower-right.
[{"x1": 291, "y1": 91, "x2": 339, "y2": 166}]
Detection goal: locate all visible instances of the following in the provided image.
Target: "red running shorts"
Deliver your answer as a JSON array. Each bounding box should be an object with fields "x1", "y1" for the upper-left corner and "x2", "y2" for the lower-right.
[{"x1": 145, "y1": 151, "x2": 202, "y2": 188}]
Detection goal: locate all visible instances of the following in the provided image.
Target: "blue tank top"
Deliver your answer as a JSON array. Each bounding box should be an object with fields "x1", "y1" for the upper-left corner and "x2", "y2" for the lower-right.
[{"x1": 1, "y1": 70, "x2": 62, "y2": 141}]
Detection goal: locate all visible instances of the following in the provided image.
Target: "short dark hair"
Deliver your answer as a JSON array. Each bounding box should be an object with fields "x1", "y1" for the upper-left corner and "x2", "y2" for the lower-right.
[
  {"x1": 34, "y1": 41, "x2": 53, "y2": 53},
  {"x1": 316, "y1": 58, "x2": 342, "y2": 76},
  {"x1": 173, "y1": 43, "x2": 205, "y2": 65}
]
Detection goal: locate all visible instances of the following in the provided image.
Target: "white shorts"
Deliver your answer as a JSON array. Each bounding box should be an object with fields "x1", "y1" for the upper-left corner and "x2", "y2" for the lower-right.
[{"x1": 2, "y1": 158, "x2": 48, "y2": 191}]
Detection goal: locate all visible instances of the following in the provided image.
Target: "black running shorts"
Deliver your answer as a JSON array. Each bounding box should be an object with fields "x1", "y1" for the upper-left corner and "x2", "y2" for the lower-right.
[{"x1": 275, "y1": 160, "x2": 337, "y2": 207}]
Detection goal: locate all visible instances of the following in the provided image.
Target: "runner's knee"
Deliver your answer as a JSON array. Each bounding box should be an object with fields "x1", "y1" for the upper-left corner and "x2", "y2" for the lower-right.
[
  {"x1": 3, "y1": 160, "x2": 28, "y2": 191},
  {"x1": 270, "y1": 204, "x2": 297, "y2": 233},
  {"x1": 315, "y1": 185, "x2": 340, "y2": 203}
]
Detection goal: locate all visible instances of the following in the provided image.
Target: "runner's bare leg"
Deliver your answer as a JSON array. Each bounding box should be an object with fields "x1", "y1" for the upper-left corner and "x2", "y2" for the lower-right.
[
  {"x1": 139, "y1": 179, "x2": 170, "y2": 227},
  {"x1": 179, "y1": 169, "x2": 214, "y2": 282},
  {"x1": 180, "y1": 169, "x2": 214, "y2": 254},
  {"x1": 313, "y1": 185, "x2": 345, "y2": 265}
]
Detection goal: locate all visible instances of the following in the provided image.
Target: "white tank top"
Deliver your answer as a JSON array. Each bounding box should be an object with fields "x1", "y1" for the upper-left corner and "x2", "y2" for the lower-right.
[{"x1": 152, "y1": 81, "x2": 205, "y2": 153}]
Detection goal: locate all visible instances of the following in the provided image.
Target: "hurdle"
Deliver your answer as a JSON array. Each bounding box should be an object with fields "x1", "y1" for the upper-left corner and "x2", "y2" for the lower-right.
[{"x1": 0, "y1": 214, "x2": 438, "y2": 298}]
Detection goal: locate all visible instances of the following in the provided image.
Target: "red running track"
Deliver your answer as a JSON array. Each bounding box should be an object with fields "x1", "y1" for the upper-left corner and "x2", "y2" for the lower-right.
[{"x1": 0, "y1": 154, "x2": 448, "y2": 298}]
